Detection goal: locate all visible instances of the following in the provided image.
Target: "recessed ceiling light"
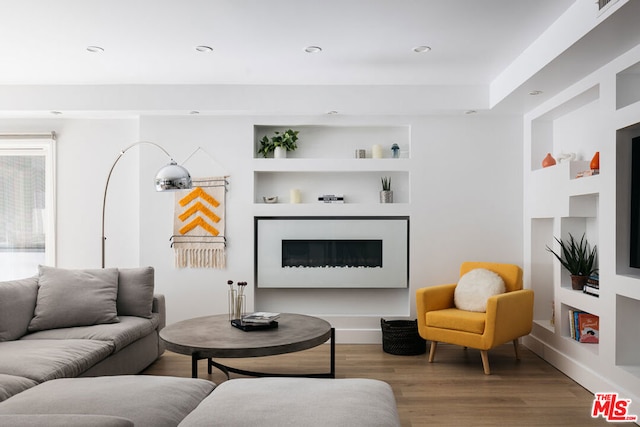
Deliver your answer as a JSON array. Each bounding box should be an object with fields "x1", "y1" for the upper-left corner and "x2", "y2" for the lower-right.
[
  {"x1": 528, "y1": 90, "x2": 543, "y2": 96},
  {"x1": 327, "y1": 110, "x2": 338, "y2": 115},
  {"x1": 189, "y1": 110, "x2": 200, "y2": 115},
  {"x1": 195, "y1": 45, "x2": 213, "y2": 53},
  {"x1": 86, "y1": 46, "x2": 104, "y2": 53},
  {"x1": 413, "y1": 45, "x2": 432, "y2": 53},
  {"x1": 50, "y1": 111, "x2": 62, "y2": 115},
  {"x1": 304, "y1": 46, "x2": 322, "y2": 53}
]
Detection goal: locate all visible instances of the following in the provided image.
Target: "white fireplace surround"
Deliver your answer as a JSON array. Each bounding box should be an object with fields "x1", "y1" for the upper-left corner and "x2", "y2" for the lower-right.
[{"x1": 255, "y1": 217, "x2": 409, "y2": 288}]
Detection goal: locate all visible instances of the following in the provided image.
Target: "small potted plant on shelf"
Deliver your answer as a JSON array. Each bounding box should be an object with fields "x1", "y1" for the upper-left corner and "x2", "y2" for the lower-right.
[
  {"x1": 380, "y1": 176, "x2": 393, "y2": 203},
  {"x1": 546, "y1": 233, "x2": 598, "y2": 290},
  {"x1": 257, "y1": 129, "x2": 300, "y2": 158}
]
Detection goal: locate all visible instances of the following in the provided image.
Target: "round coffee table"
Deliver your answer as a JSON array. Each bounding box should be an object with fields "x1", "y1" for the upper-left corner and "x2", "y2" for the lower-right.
[{"x1": 159, "y1": 313, "x2": 335, "y2": 379}]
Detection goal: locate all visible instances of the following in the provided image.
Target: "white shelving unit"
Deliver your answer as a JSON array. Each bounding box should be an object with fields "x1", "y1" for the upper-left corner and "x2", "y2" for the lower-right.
[
  {"x1": 252, "y1": 125, "x2": 411, "y2": 216},
  {"x1": 524, "y1": 46, "x2": 640, "y2": 417}
]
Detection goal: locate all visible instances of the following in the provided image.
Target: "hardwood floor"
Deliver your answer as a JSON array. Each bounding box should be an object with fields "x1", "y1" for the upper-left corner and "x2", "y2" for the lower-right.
[{"x1": 143, "y1": 342, "x2": 625, "y2": 426}]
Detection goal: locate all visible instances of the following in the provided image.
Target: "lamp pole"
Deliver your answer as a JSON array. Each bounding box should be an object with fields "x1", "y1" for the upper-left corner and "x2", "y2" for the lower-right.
[{"x1": 101, "y1": 141, "x2": 190, "y2": 268}]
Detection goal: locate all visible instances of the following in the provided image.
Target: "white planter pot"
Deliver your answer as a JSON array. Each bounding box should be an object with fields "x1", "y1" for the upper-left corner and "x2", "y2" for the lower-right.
[{"x1": 274, "y1": 146, "x2": 287, "y2": 159}]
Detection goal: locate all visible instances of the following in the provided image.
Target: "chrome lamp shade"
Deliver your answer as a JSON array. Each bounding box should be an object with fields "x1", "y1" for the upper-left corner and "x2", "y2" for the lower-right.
[{"x1": 155, "y1": 161, "x2": 192, "y2": 191}]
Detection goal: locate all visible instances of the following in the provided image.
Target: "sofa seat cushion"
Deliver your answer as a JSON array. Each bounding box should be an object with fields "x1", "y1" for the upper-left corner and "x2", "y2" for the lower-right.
[
  {"x1": 0, "y1": 414, "x2": 134, "y2": 427},
  {"x1": 0, "y1": 374, "x2": 38, "y2": 402},
  {"x1": 22, "y1": 316, "x2": 158, "y2": 352},
  {"x1": 425, "y1": 308, "x2": 486, "y2": 334},
  {"x1": 0, "y1": 376, "x2": 216, "y2": 427},
  {"x1": 179, "y1": 378, "x2": 401, "y2": 427},
  {"x1": 0, "y1": 339, "x2": 113, "y2": 382}
]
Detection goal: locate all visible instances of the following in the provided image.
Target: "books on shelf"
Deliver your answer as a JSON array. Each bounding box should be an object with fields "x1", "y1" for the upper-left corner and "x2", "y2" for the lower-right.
[
  {"x1": 568, "y1": 309, "x2": 599, "y2": 343},
  {"x1": 241, "y1": 312, "x2": 281, "y2": 324}
]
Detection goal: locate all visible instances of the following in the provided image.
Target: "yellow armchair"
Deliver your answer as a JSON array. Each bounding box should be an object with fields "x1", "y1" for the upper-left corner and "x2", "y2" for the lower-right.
[{"x1": 416, "y1": 262, "x2": 534, "y2": 374}]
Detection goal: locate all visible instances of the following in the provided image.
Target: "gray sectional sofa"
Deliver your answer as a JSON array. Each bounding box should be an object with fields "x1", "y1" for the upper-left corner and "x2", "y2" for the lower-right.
[
  {"x1": 0, "y1": 265, "x2": 164, "y2": 402},
  {"x1": 0, "y1": 265, "x2": 401, "y2": 426}
]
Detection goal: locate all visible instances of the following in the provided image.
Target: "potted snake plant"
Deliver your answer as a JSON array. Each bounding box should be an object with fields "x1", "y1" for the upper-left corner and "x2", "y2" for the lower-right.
[
  {"x1": 546, "y1": 233, "x2": 598, "y2": 290},
  {"x1": 380, "y1": 176, "x2": 393, "y2": 203}
]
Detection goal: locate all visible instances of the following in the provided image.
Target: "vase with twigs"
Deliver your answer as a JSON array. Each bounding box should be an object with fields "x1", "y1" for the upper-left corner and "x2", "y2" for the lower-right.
[
  {"x1": 227, "y1": 280, "x2": 247, "y2": 320},
  {"x1": 380, "y1": 176, "x2": 393, "y2": 203}
]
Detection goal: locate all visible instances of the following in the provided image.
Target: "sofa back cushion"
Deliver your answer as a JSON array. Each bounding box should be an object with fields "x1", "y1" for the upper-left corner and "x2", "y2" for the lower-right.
[
  {"x1": 0, "y1": 277, "x2": 38, "y2": 341},
  {"x1": 28, "y1": 266, "x2": 119, "y2": 332},
  {"x1": 117, "y1": 267, "x2": 154, "y2": 319}
]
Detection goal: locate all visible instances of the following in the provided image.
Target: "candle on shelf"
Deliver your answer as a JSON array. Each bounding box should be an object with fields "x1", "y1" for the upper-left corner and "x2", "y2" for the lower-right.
[
  {"x1": 372, "y1": 144, "x2": 383, "y2": 159},
  {"x1": 290, "y1": 189, "x2": 301, "y2": 204}
]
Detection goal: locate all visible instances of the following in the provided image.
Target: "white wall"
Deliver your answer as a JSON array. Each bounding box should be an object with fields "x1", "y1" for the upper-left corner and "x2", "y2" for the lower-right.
[{"x1": 0, "y1": 112, "x2": 523, "y2": 342}]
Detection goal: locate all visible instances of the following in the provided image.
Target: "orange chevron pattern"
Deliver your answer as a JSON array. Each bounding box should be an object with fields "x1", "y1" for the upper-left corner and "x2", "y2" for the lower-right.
[
  {"x1": 178, "y1": 201, "x2": 220, "y2": 223},
  {"x1": 177, "y1": 187, "x2": 221, "y2": 237},
  {"x1": 179, "y1": 216, "x2": 219, "y2": 236},
  {"x1": 179, "y1": 187, "x2": 220, "y2": 208}
]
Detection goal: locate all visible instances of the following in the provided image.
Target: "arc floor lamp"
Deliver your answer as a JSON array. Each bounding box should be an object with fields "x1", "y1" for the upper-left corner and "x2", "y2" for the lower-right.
[{"x1": 101, "y1": 141, "x2": 192, "y2": 268}]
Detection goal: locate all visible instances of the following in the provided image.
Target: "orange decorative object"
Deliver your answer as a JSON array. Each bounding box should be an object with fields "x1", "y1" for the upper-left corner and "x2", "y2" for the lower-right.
[
  {"x1": 542, "y1": 153, "x2": 556, "y2": 168},
  {"x1": 590, "y1": 151, "x2": 600, "y2": 171}
]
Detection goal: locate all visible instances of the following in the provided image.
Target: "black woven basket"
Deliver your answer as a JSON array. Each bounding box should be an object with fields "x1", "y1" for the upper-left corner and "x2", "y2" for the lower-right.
[{"x1": 381, "y1": 318, "x2": 426, "y2": 356}]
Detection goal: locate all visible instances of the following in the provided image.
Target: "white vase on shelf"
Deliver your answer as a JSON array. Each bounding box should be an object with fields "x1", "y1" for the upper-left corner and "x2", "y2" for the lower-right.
[{"x1": 274, "y1": 146, "x2": 287, "y2": 159}]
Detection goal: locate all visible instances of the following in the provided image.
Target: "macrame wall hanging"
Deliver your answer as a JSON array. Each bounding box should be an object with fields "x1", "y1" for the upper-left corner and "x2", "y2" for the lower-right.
[
  {"x1": 172, "y1": 177, "x2": 228, "y2": 268},
  {"x1": 170, "y1": 147, "x2": 229, "y2": 269}
]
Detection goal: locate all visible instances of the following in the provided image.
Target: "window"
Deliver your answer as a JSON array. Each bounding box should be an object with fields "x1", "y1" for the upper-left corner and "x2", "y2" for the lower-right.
[{"x1": 0, "y1": 134, "x2": 56, "y2": 281}]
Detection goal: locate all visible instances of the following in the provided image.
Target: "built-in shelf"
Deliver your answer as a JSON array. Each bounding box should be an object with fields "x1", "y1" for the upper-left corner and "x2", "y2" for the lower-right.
[{"x1": 252, "y1": 125, "x2": 411, "y2": 216}]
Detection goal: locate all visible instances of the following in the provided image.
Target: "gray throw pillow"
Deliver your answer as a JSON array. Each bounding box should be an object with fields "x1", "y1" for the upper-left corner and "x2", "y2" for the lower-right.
[
  {"x1": 0, "y1": 276, "x2": 38, "y2": 341},
  {"x1": 28, "y1": 266, "x2": 119, "y2": 332},
  {"x1": 117, "y1": 267, "x2": 155, "y2": 318}
]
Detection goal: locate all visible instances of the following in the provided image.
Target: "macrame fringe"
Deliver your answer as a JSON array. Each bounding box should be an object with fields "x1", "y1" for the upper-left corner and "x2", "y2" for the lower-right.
[{"x1": 174, "y1": 247, "x2": 226, "y2": 269}]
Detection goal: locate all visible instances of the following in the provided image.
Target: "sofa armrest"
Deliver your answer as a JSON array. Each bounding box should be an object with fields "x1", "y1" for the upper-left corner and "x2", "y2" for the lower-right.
[
  {"x1": 152, "y1": 294, "x2": 166, "y2": 331},
  {"x1": 153, "y1": 294, "x2": 166, "y2": 355}
]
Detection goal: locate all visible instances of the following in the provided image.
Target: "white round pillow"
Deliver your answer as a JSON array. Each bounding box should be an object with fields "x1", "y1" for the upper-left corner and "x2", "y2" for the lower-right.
[{"x1": 454, "y1": 268, "x2": 506, "y2": 312}]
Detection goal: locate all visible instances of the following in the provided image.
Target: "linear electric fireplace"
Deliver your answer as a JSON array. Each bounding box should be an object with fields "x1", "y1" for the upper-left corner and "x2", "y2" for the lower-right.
[{"x1": 255, "y1": 217, "x2": 409, "y2": 288}]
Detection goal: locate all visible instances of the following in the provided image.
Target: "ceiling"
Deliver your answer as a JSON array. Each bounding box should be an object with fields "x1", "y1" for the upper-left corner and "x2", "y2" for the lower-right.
[{"x1": 0, "y1": 0, "x2": 575, "y2": 87}]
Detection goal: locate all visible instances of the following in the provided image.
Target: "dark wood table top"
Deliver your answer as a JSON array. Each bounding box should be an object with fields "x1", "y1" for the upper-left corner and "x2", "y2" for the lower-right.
[{"x1": 160, "y1": 313, "x2": 332, "y2": 358}]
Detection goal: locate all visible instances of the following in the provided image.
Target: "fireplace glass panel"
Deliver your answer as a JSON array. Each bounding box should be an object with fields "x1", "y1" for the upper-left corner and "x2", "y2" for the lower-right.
[{"x1": 282, "y1": 240, "x2": 383, "y2": 268}]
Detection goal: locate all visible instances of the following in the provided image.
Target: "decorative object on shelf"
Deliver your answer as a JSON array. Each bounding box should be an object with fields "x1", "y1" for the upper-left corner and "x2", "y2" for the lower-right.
[
  {"x1": 583, "y1": 274, "x2": 599, "y2": 297},
  {"x1": 380, "y1": 176, "x2": 393, "y2": 203},
  {"x1": 355, "y1": 149, "x2": 366, "y2": 158},
  {"x1": 542, "y1": 153, "x2": 556, "y2": 168},
  {"x1": 171, "y1": 177, "x2": 228, "y2": 269},
  {"x1": 101, "y1": 141, "x2": 192, "y2": 268},
  {"x1": 290, "y1": 188, "x2": 301, "y2": 204},
  {"x1": 590, "y1": 151, "x2": 600, "y2": 172},
  {"x1": 318, "y1": 194, "x2": 344, "y2": 204},
  {"x1": 257, "y1": 129, "x2": 300, "y2": 158},
  {"x1": 227, "y1": 280, "x2": 247, "y2": 321},
  {"x1": 263, "y1": 196, "x2": 278, "y2": 204},
  {"x1": 556, "y1": 152, "x2": 576, "y2": 163},
  {"x1": 546, "y1": 233, "x2": 598, "y2": 291},
  {"x1": 391, "y1": 143, "x2": 400, "y2": 158},
  {"x1": 372, "y1": 144, "x2": 383, "y2": 159}
]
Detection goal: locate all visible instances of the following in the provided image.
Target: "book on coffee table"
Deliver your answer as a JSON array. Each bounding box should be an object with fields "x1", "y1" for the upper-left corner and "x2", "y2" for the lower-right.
[{"x1": 241, "y1": 312, "x2": 281, "y2": 324}]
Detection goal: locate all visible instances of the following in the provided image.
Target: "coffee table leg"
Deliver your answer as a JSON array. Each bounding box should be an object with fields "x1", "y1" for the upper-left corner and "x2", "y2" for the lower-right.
[
  {"x1": 208, "y1": 358, "x2": 213, "y2": 374},
  {"x1": 192, "y1": 355, "x2": 198, "y2": 378},
  {"x1": 330, "y1": 327, "x2": 336, "y2": 378}
]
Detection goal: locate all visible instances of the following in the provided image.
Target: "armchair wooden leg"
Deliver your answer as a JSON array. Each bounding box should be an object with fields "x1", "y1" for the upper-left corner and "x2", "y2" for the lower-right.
[
  {"x1": 513, "y1": 339, "x2": 520, "y2": 360},
  {"x1": 480, "y1": 350, "x2": 490, "y2": 375},
  {"x1": 428, "y1": 341, "x2": 438, "y2": 363}
]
